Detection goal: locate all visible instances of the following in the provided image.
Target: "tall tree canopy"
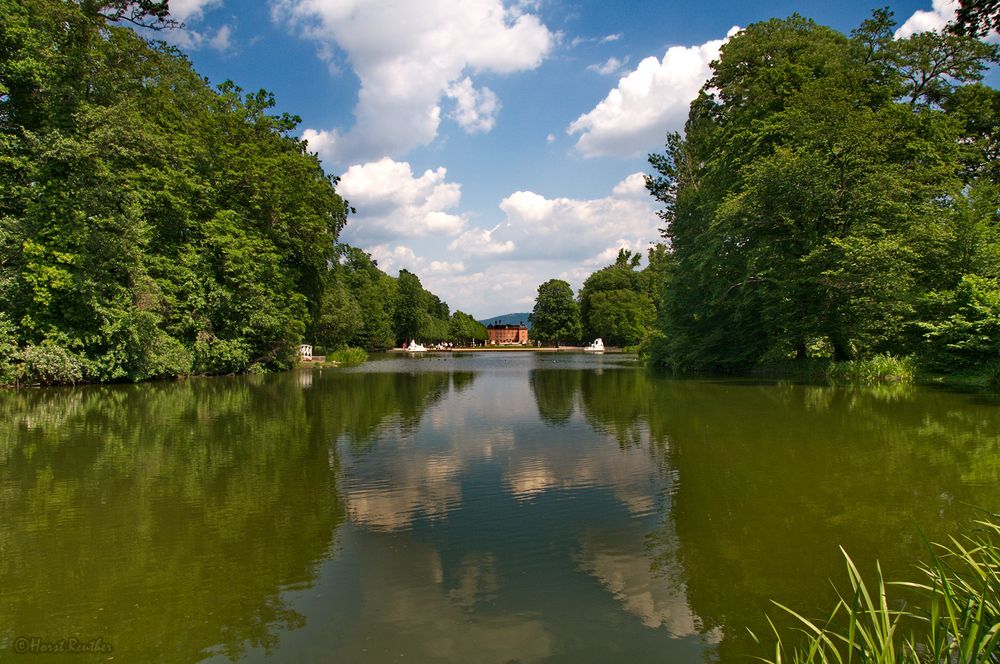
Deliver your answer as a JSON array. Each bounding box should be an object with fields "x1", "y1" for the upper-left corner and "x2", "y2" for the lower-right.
[
  {"x1": 647, "y1": 12, "x2": 999, "y2": 371},
  {"x1": 953, "y1": 0, "x2": 1000, "y2": 37},
  {"x1": 1, "y1": 0, "x2": 354, "y2": 381},
  {"x1": 530, "y1": 279, "x2": 582, "y2": 345},
  {"x1": 578, "y1": 249, "x2": 657, "y2": 347}
]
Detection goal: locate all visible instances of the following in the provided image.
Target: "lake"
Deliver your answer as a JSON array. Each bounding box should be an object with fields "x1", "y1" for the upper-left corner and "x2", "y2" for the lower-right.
[{"x1": 1, "y1": 352, "x2": 998, "y2": 663}]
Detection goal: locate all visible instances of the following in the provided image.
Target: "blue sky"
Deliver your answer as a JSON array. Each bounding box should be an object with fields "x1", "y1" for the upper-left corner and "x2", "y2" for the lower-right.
[{"x1": 155, "y1": 0, "x2": 992, "y2": 318}]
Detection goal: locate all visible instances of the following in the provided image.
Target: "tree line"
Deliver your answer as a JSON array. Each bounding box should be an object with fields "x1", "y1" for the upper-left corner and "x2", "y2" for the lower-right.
[
  {"x1": 533, "y1": 5, "x2": 999, "y2": 381},
  {"x1": 646, "y1": 7, "x2": 999, "y2": 375},
  {"x1": 529, "y1": 247, "x2": 668, "y2": 348},
  {"x1": 312, "y1": 247, "x2": 486, "y2": 352},
  {"x1": 0, "y1": 0, "x2": 478, "y2": 385}
]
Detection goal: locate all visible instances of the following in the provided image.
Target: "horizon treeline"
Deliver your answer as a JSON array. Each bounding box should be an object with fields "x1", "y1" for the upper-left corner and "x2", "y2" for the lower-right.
[
  {"x1": 0, "y1": 0, "x2": 476, "y2": 385},
  {"x1": 530, "y1": 247, "x2": 668, "y2": 347},
  {"x1": 645, "y1": 9, "x2": 999, "y2": 373}
]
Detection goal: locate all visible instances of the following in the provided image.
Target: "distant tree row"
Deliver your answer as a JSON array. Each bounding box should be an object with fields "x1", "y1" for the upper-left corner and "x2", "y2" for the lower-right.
[
  {"x1": 644, "y1": 9, "x2": 999, "y2": 373},
  {"x1": 529, "y1": 247, "x2": 669, "y2": 347},
  {"x1": 310, "y1": 246, "x2": 486, "y2": 351}
]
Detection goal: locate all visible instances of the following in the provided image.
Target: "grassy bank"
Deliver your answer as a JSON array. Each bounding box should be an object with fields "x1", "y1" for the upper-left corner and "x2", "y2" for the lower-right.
[
  {"x1": 747, "y1": 354, "x2": 917, "y2": 385},
  {"x1": 752, "y1": 513, "x2": 1000, "y2": 663},
  {"x1": 743, "y1": 354, "x2": 1000, "y2": 390}
]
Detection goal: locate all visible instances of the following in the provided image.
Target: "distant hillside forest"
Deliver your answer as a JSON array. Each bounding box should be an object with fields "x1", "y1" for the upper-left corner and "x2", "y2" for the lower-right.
[
  {"x1": 0, "y1": 0, "x2": 482, "y2": 385},
  {"x1": 531, "y1": 8, "x2": 999, "y2": 382}
]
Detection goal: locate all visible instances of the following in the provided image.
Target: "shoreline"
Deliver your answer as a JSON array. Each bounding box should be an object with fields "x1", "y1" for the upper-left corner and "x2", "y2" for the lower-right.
[{"x1": 388, "y1": 346, "x2": 626, "y2": 354}]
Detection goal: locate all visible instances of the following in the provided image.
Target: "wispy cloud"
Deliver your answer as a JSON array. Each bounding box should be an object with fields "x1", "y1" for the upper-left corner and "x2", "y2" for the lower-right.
[
  {"x1": 337, "y1": 158, "x2": 467, "y2": 246},
  {"x1": 587, "y1": 56, "x2": 628, "y2": 76}
]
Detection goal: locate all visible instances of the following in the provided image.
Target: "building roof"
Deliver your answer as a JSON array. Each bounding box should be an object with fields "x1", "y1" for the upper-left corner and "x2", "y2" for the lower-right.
[{"x1": 486, "y1": 321, "x2": 528, "y2": 330}]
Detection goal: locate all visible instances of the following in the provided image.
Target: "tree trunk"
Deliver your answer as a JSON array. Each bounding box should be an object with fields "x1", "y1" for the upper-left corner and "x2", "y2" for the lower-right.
[{"x1": 831, "y1": 334, "x2": 853, "y2": 362}]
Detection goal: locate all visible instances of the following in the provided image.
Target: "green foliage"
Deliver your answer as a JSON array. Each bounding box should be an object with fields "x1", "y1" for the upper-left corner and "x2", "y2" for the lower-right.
[
  {"x1": 17, "y1": 339, "x2": 88, "y2": 385},
  {"x1": 0, "y1": 313, "x2": 18, "y2": 384},
  {"x1": 449, "y1": 311, "x2": 487, "y2": 345},
  {"x1": 137, "y1": 332, "x2": 193, "y2": 381},
  {"x1": 988, "y1": 362, "x2": 1000, "y2": 390},
  {"x1": 0, "y1": 1, "x2": 468, "y2": 383},
  {"x1": 530, "y1": 279, "x2": 581, "y2": 344},
  {"x1": 394, "y1": 269, "x2": 424, "y2": 342},
  {"x1": 646, "y1": 10, "x2": 999, "y2": 373},
  {"x1": 312, "y1": 280, "x2": 363, "y2": 350},
  {"x1": 826, "y1": 354, "x2": 917, "y2": 384},
  {"x1": 953, "y1": 0, "x2": 1000, "y2": 37},
  {"x1": 330, "y1": 346, "x2": 368, "y2": 366},
  {"x1": 193, "y1": 338, "x2": 251, "y2": 375},
  {"x1": 920, "y1": 275, "x2": 1000, "y2": 372},
  {"x1": 577, "y1": 248, "x2": 659, "y2": 347},
  {"x1": 586, "y1": 290, "x2": 656, "y2": 347},
  {"x1": 752, "y1": 514, "x2": 1000, "y2": 663}
]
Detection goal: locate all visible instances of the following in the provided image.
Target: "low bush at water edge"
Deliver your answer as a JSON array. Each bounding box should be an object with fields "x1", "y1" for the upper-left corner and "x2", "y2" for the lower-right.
[
  {"x1": 825, "y1": 354, "x2": 917, "y2": 384},
  {"x1": 330, "y1": 347, "x2": 368, "y2": 366}
]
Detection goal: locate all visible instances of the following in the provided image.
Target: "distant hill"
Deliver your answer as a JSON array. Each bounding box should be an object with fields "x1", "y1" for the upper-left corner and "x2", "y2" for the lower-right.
[{"x1": 478, "y1": 313, "x2": 532, "y2": 330}]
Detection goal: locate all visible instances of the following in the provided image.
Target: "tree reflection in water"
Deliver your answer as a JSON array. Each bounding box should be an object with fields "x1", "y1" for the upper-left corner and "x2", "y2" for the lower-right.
[{"x1": 0, "y1": 368, "x2": 464, "y2": 662}]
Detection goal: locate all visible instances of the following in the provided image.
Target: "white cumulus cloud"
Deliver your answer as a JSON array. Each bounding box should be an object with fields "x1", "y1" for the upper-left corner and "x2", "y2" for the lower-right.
[
  {"x1": 428, "y1": 260, "x2": 466, "y2": 274},
  {"x1": 302, "y1": 128, "x2": 339, "y2": 163},
  {"x1": 343, "y1": 172, "x2": 661, "y2": 317},
  {"x1": 208, "y1": 24, "x2": 233, "y2": 52},
  {"x1": 274, "y1": 0, "x2": 555, "y2": 164},
  {"x1": 368, "y1": 245, "x2": 423, "y2": 275},
  {"x1": 338, "y1": 158, "x2": 467, "y2": 245},
  {"x1": 446, "y1": 77, "x2": 501, "y2": 134},
  {"x1": 493, "y1": 173, "x2": 658, "y2": 261},
  {"x1": 150, "y1": 0, "x2": 233, "y2": 52},
  {"x1": 568, "y1": 26, "x2": 740, "y2": 158},
  {"x1": 169, "y1": 0, "x2": 222, "y2": 21},
  {"x1": 894, "y1": 0, "x2": 998, "y2": 40},
  {"x1": 895, "y1": 0, "x2": 957, "y2": 38},
  {"x1": 432, "y1": 172, "x2": 660, "y2": 315}
]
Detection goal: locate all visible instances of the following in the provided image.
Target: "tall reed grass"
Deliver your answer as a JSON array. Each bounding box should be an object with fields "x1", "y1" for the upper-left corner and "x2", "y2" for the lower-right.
[
  {"x1": 751, "y1": 514, "x2": 1000, "y2": 663},
  {"x1": 825, "y1": 354, "x2": 916, "y2": 385},
  {"x1": 330, "y1": 347, "x2": 368, "y2": 366},
  {"x1": 987, "y1": 362, "x2": 1000, "y2": 391}
]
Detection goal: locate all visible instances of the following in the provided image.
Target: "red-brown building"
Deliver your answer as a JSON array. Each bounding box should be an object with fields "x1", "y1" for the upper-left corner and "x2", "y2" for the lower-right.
[{"x1": 487, "y1": 322, "x2": 529, "y2": 345}]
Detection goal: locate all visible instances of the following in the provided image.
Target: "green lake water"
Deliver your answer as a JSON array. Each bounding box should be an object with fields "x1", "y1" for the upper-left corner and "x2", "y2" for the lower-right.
[{"x1": 2, "y1": 352, "x2": 999, "y2": 663}]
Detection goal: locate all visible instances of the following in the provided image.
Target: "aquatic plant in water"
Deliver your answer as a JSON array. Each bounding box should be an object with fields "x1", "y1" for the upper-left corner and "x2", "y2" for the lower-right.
[{"x1": 752, "y1": 514, "x2": 1000, "y2": 663}]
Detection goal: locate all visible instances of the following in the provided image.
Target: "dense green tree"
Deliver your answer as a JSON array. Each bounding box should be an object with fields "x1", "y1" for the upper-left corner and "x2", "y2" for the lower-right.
[
  {"x1": 449, "y1": 311, "x2": 487, "y2": 345},
  {"x1": 586, "y1": 290, "x2": 656, "y2": 348},
  {"x1": 530, "y1": 279, "x2": 581, "y2": 345},
  {"x1": 641, "y1": 243, "x2": 672, "y2": 314},
  {"x1": 646, "y1": 12, "x2": 998, "y2": 371},
  {"x1": 953, "y1": 0, "x2": 1000, "y2": 37},
  {"x1": 336, "y1": 247, "x2": 397, "y2": 351},
  {"x1": 942, "y1": 83, "x2": 1000, "y2": 184},
  {"x1": 0, "y1": 0, "x2": 354, "y2": 381},
  {"x1": 312, "y1": 280, "x2": 363, "y2": 350},
  {"x1": 578, "y1": 248, "x2": 657, "y2": 346},
  {"x1": 920, "y1": 274, "x2": 1000, "y2": 371},
  {"x1": 394, "y1": 269, "x2": 425, "y2": 343}
]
